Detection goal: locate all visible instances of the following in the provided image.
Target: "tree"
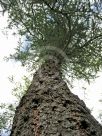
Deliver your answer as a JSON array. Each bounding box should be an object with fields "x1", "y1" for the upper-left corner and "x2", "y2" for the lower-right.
[
  {"x1": 0, "y1": 0, "x2": 102, "y2": 135},
  {"x1": 99, "y1": 99, "x2": 102, "y2": 124}
]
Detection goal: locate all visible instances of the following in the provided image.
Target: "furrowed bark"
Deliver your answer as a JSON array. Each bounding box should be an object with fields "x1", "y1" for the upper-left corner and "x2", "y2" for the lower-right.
[{"x1": 10, "y1": 60, "x2": 102, "y2": 136}]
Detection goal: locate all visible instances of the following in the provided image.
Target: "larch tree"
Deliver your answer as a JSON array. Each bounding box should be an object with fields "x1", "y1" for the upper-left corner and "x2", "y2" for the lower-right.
[{"x1": 0, "y1": 0, "x2": 102, "y2": 135}]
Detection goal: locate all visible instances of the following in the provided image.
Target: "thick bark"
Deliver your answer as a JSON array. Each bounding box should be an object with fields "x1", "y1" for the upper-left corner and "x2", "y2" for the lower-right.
[{"x1": 10, "y1": 60, "x2": 102, "y2": 136}]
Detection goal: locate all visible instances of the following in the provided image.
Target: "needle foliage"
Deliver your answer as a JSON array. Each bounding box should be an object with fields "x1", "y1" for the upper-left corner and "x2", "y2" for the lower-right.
[{"x1": 0, "y1": 0, "x2": 102, "y2": 81}]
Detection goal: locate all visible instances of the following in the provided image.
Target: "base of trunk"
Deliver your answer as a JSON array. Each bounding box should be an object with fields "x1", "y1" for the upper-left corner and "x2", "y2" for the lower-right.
[{"x1": 10, "y1": 61, "x2": 102, "y2": 136}]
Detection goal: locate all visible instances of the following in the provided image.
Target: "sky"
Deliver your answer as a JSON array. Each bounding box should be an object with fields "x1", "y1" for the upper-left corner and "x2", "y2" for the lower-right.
[
  {"x1": 0, "y1": 13, "x2": 28, "y2": 103},
  {"x1": 0, "y1": 10, "x2": 102, "y2": 134}
]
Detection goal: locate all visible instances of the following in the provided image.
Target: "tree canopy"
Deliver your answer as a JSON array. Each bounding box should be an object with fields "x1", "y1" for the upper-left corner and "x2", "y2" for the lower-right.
[{"x1": 0, "y1": 0, "x2": 102, "y2": 81}]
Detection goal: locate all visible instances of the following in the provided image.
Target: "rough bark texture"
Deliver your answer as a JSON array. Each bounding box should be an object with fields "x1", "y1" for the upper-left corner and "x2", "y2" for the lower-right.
[{"x1": 10, "y1": 60, "x2": 102, "y2": 136}]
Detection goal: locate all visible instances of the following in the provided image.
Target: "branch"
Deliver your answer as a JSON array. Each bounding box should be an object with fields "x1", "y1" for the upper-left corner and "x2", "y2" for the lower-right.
[
  {"x1": 81, "y1": 34, "x2": 102, "y2": 49},
  {"x1": 42, "y1": 0, "x2": 69, "y2": 16}
]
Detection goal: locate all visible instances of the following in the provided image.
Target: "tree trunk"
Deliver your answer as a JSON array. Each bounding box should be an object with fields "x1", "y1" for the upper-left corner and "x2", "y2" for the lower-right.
[{"x1": 10, "y1": 60, "x2": 102, "y2": 136}]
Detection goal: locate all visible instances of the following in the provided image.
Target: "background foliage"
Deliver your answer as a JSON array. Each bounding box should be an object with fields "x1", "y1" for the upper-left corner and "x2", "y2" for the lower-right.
[{"x1": 0, "y1": 76, "x2": 31, "y2": 135}]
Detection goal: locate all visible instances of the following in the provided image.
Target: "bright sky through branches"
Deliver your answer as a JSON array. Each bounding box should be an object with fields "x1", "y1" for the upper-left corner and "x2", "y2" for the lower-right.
[
  {"x1": 0, "y1": 13, "x2": 27, "y2": 103},
  {"x1": 0, "y1": 12, "x2": 102, "y2": 124}
]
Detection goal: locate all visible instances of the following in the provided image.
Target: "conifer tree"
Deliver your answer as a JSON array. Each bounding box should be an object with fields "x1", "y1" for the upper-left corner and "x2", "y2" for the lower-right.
[{"x1": 0, "y1": 0, "x2": 102, "y2": 135}]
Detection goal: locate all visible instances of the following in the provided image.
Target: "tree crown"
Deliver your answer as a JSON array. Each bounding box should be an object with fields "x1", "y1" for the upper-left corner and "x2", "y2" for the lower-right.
[{"x1": 0, "y1": 0, "x2": 102, "y2": 81}]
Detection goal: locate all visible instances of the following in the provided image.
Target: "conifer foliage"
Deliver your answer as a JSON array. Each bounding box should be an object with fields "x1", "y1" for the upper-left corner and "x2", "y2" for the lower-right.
[{"x1": 0, "y1": 0, "x2": 102, "y2": 81}]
